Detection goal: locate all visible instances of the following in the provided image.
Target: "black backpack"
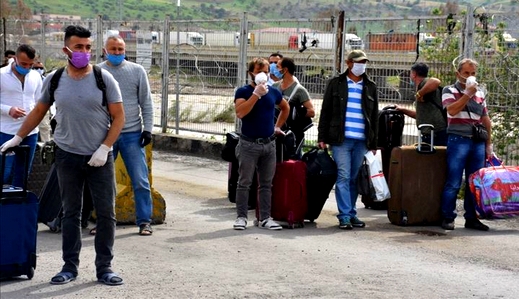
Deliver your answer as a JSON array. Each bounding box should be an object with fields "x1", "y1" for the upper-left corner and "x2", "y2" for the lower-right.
[
  {"x1": 430, "y1": 86, "x2": 447, "y2": 123},
  {"x1": 49, "y1": 65, "x2": 107, "y2": 106}
]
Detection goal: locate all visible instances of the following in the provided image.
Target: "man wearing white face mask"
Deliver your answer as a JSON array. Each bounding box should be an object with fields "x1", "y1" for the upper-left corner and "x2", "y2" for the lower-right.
[
  {"x1": 232, "y1": 57, "x2": 289, "y2": 230},
  {"x1": 0, "y1": 44, "x2": 42, "y2": 187},
  {"x1": 318, "y1": 50, "x2": 379, "y2": 230},
  {"x1": 439, "y1": 58, "x2": 492, "y2": 232}
]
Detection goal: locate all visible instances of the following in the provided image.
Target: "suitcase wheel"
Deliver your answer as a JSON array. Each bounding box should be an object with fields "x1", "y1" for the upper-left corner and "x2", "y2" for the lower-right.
[{"x1": 27, "y1": 267, "x2": 34, "y2": 279}]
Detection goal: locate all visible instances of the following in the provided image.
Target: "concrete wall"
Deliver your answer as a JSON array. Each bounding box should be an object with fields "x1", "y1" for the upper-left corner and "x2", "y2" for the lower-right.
[{"x1": 152, "y1": 133, "x2": 224, "y2": 160}]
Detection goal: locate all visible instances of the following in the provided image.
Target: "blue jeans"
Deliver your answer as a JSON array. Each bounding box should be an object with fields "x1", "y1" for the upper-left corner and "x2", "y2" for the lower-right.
[
  {"x1": 422, "y1": 129, "x2": 448, "y2": 147},
  {"x1": 235, "y1": 139, "x2": 276, "y2": 221},
  {"x1": 331, "y1": 138, "x2": 367, "y2": 222},
  {"x1": 441, "y1": 134, "x2": 485, "y2": 220},
  {"x1": 113, "y1": 131, "x2": 153, "y2": 226},
  {"x1": 0, "y1": 132, "x2": 38, "y2": 187},
  {"x1": 55, "y1": 147, "x2": 116, "y2": 277}
]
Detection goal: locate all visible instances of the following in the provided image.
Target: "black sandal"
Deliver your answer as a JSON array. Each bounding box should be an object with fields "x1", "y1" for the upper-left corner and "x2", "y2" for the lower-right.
[{"x1": 139, "y1": 223, "x2": 153, "y2": 236}]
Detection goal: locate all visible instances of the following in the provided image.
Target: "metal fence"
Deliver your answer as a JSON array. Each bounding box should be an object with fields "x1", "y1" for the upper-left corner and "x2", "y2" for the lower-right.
[{"x1": 1, "y1": 4, "x2": 518, "y2": 165}]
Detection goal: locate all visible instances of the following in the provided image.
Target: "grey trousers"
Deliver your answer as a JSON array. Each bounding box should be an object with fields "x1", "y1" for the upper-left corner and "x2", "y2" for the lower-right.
[{"x1": 235, "y1": 139, "x2": 276, "y2": 221}]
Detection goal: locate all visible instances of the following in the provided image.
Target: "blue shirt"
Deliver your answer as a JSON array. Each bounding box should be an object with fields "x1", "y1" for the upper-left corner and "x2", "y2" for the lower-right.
[
  {"x1": 234, "y1": 85, "x2": 283, "y2": 138},
  {"x1": 344, "y1": 79, "x2": 365, "y2": 140}
]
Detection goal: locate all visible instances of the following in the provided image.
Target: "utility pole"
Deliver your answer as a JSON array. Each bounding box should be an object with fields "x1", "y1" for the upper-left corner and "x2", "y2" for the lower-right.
[{"x1": 119, "y1": 0, "x2": 123, "y2": 20}]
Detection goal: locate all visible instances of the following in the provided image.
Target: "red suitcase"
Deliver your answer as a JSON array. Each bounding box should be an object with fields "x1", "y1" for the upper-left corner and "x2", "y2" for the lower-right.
[{"x1": 270, "y1": 160, "x2": 307, "y2": 228}]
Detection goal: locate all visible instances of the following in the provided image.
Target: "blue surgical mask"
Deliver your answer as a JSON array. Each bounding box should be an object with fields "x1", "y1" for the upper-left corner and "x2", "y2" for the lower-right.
[
  {"x1": 106, "y1": 53, "x2": 125, "y2": 66},
  {"x1": 15, "y1": 63, "x2": 31, "y2": 76},
  {"x1": 270, "y1": 63, "x2": 283, "y2": 79},
  {"x1": 410, "y1": 78, "x2": 415, "y2": 87}
]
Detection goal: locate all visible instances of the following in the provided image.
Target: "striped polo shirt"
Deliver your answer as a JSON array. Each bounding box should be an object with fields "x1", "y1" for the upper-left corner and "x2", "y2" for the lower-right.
[
  {"x1": 442, "y1": 82, "x2": 488, "y2": 137},
  {"x1": 344, "y1": 78, "x2": 365, "y2": 140}
]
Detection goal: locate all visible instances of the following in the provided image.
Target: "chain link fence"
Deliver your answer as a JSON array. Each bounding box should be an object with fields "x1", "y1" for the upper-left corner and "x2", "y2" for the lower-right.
[{"x1": 1, "y1": 4, "x2": 518, "y2": 165}]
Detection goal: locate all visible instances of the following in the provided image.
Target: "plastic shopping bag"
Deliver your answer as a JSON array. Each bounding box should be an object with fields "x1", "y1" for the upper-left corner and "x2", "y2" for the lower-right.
[
  {"x1": 364, "y1": 151, "x2": 391, "y2": 202},
  {"x1": 469, "y1": 164, "x2": 519, "y2": 218}
]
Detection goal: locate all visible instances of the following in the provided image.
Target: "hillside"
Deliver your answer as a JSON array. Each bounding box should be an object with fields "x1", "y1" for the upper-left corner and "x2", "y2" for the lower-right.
[{"x1": 13, "y1": 0, "x2": 518, "y2": 21}]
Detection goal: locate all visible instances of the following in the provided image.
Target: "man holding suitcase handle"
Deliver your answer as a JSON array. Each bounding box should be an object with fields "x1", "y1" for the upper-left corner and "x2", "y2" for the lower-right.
[
  {"x1": 396, "y1": 62, "x2": 447, "y2": 146},
  {"x1": 440, "y1": 58, "x2": 493, "y2": 231}
]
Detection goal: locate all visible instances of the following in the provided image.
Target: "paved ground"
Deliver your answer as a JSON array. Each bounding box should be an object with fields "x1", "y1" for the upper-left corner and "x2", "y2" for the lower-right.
[{"x1": 1, "y1": 150, "x2": 519, "y2": 299}]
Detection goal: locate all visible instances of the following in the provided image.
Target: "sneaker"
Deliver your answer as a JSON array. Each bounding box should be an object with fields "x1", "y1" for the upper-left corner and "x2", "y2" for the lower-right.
[
  {"x1": 257, "y1": 218, "x2": 282, "y2": 230},
  {"x1": 350, "y1": 216, "x2": 366, "y2": 228},
  {"x1": 233, "y1": 217, "x2": 247, "y2": 230},
  {"x1": 464, "y1": 218, "x2": 489, "y2": 231},
  {"x1": 441, "y1": 219, "x2": 455, "y2": 230},
  {"x1": 339, "y1": 218, "x2": 353, "y2": 230}
]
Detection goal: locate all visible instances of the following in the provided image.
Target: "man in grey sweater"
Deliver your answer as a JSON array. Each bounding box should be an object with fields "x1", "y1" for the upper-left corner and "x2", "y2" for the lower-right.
[{"x1": 98, "y1": 35, "x2": 155, "y2": 236}]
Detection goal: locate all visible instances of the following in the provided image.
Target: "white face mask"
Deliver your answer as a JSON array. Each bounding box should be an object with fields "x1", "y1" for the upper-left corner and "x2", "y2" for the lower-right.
[
  {"x1": 7, "y1": 57, "x2": 14, "y2": 64},
  {"x1": 35, "y1": 69, "x2": 45, "y2": 76},
  {"x1": 351, "y1": 62, "x2": 367, "y2": 76}
]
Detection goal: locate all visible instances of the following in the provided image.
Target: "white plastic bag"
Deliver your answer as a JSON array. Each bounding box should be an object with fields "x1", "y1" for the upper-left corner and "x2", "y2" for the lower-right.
[{"x1": 364, "y1": 151, "x2": 391, "y2": 201}]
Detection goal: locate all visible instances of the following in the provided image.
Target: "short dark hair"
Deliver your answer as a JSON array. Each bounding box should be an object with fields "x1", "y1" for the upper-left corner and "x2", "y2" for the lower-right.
[
  {"x1": 4, "y1": 50, "x2": 15, "y2": 57},
  {"x1": 268, "y1": 52, "x2": 283, "y2": 61},
  {"x1": 411, "y1": 62, "x2": 429, "y2": 77},
  {"x1": 280, "y1": 57, "x2": 296, "y2": 75},
  {"x1": 16, "y1": 44, "x2": 36, "y2": 60},
  {"x1": 64, "y1": 25, "x2": 91, "y2": 45}
]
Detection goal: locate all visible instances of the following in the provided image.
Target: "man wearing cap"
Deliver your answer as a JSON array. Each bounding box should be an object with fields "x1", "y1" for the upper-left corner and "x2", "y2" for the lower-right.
[{"x1": 317, "y1": 50, "x2": 379, "y2": 230}]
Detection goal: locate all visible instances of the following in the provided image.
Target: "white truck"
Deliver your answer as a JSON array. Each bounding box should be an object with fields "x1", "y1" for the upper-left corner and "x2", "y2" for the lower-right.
[
  {"x1": 203, "y1": 32, "x2": 240, "y2": 47},
  {"x1": 151, "y1": 31, "x2": 204, "y2": 46}
]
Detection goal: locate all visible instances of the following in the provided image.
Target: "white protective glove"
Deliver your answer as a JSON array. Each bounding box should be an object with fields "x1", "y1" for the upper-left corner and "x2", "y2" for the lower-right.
[
  {"x1": 0, "y1": 135, "x2": 23, "y2": 153},
  {"x1": 87, "y1": 144, "x2": 111, "y2": 167},
  {"x1": 253, "y1": 83, "x2": 268, "y2": 98}
]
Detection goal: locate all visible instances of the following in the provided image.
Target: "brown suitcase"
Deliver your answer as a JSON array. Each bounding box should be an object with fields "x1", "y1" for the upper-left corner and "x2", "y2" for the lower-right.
[{"x1": 387, "y1": 125, "x2": 446, "y2": 226}]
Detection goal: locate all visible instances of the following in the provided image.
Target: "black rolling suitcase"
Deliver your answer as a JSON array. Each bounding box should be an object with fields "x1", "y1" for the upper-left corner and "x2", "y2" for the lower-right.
[
  {"x1": 362, "y1": 105, "x2": 404, "y2": 210},
  {"x1": 0, "y1": 146, "x2": 39, "y2": 280},
  {"x1": 38, "y1": 163, "x2": 62, "y2": 224},
  {"x1": 302, "y1": 147, "x2": 337, "y2": 222},
  {"x1": 228, "y1": 161, "x2": 257, "y2": 210},
  {"x1": 27, "y1": 142, "x2": 53, "y2": 197},
  {"x1": 38, "y1": 163, "x2": 94, "y2": 231}
]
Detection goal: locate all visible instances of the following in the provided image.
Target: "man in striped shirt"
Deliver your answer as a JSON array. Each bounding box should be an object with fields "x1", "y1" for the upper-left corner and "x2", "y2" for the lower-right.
[
  {"x1": 318, "y1": 50, "x2": 379, "y2": 230},
  {"x1": 440, "y1": 58, "x2": 493, "y2": 231}
]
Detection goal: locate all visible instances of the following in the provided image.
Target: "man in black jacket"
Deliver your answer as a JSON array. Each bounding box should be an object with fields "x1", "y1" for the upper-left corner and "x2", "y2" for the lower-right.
[{"x1": 318, "y1": 50, "x2": 379, "y2": 230}]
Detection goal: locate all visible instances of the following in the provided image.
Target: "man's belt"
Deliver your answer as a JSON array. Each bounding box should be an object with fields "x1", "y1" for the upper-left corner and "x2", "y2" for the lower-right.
[{"x1": 240, "y1": 134, "x2": 276, "y2": 144}]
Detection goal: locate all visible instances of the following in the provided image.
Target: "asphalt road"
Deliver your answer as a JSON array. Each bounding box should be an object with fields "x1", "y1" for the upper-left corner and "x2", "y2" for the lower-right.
[{"x1": 1, "y1": 151, "x2": 518, "y2": 299}]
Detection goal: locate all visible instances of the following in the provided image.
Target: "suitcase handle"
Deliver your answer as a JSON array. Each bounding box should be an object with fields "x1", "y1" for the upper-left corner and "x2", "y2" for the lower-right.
[
  {"x1": 1, "y1": 145, "x2": 30, "y2": 196},
  {"x1": 417, "y1": 124, "x2": 435, "y2": 153}
]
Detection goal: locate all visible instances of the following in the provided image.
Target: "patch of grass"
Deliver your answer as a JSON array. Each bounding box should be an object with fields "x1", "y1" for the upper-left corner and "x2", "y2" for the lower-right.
[
  {"x1": 168, "y1": 105, "x2": 191, "y2": 122},
  {"x1": 386, "y1": 76, "x2": 400, "y2": 88},
  {"x1": 192, "y1": 110, "x2": 211, "y2": 123},
  {"x1": 212, "y1": 104, "x2": 235, "y2": 123}
]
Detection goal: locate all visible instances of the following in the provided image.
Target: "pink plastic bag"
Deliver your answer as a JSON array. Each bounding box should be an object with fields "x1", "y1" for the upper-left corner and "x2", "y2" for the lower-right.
[{"x1": 469, "y1": 165, "x2": 519, "y2": 218}]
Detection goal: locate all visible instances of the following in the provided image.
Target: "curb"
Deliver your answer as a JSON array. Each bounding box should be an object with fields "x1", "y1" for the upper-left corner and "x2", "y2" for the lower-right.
[{"x1": 152, "y1": 133, "x2": 224, "y2": 160}]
